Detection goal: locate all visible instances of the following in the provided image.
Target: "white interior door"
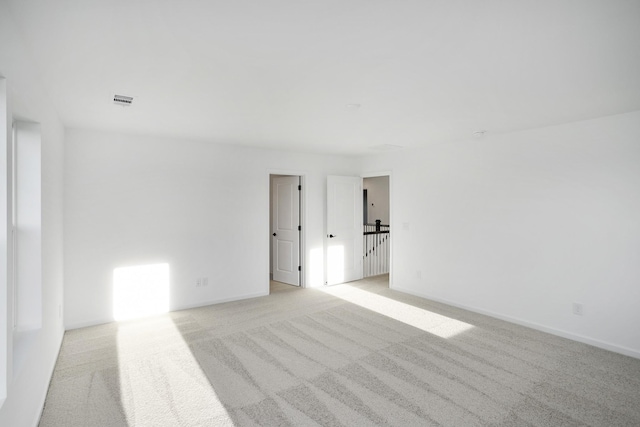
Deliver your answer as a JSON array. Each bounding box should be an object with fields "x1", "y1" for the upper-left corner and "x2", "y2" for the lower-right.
[
  {"x1": 327, "y1": 175, "x2": 363, "y2": 285},
  {"x1": 271, "y1": 176, "x2": 300, "y2": 285}
]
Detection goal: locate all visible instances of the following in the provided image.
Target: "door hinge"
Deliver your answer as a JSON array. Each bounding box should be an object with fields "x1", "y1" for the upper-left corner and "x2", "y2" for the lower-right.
[
  {"x1": 298, "y1": 185, "x2": 301, "y2": 191},
  {"x1": 298, "y1": 266, "x2": 301, "y2": 271},
  {"x1": 298, "y1": 225, "x2": 301, "y2": 231}
]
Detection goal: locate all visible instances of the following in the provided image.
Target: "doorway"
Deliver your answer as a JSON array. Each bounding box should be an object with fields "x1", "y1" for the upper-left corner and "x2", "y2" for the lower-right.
[
  {"x1": 270, "y1": 175, "x2": 302, "y2": 288},
  {"x1": 362, "y1": 174, "x2": 391, "y2": 286}
]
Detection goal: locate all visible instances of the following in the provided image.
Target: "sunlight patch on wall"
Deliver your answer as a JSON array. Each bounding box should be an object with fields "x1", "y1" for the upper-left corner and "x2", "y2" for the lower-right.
[
  {"x1": 309, "y1": 247, "x2": 324, "y2": 287},
  {"x1": 116, "y1": 317, "x2": 233, "y2": 424},
  {"x1": 327, "y1": 245, "x2": 344, "y2": 285},
  {"x1": 321, "y1": 284, "x2": 474, "y2": 338},
  {"x1": 113, "y1": 263, "x2": 170, "y2": 321}
]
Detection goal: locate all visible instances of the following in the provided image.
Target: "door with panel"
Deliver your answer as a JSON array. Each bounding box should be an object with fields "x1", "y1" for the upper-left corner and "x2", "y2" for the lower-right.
[
  {"x1": 271, "y1": 175, "x2": 300, "y2": 286},
  {"x1": 326, "y1": 175, "x2": 363, "y2": 285}
]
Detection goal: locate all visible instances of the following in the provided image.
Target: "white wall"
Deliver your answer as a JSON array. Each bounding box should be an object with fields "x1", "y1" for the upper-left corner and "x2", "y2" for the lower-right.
[
  {"x1": 64, "y1": 129, "x2": 359, "y2": 328},
  {"x1": 0, "y1": 2, "x2": 66, "y2": 426},
  {"x1": 362, "y1": 111, "x2": 640, "y2": 358}
]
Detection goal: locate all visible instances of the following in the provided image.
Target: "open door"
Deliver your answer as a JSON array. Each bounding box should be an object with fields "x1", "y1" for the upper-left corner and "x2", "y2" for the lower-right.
[
  {"x1": 271, "y1": 175, "x2": 300, "y2": 286},
  {"x1": 326, "y1": 175, "x2": 363, "y2": 285}
]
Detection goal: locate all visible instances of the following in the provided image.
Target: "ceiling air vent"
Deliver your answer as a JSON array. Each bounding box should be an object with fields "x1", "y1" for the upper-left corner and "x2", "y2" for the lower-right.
[
  {"x1": 113, "y1": 94, "x2": 133, "y2": 106},
  {"x1": 371, "y1": 144, "x2": 403, "y2": 151}
]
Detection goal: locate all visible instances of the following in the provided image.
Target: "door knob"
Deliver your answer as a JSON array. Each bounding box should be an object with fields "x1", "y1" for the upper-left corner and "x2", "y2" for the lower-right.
[
  {"x1": 329, "y1": 234, "x2": 336, "y2": 238},
  {"x1": 272, "y1": 233, "x2": 277, "y2": 236}
]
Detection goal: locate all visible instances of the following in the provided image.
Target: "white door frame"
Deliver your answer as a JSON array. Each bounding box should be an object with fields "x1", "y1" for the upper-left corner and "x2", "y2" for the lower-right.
[
  {"x1": 267, "y1": 170, "x2": 306, "y2": 290},
  {"x1": 361, "y1": 170, "x2": 393, "y2": 288}
]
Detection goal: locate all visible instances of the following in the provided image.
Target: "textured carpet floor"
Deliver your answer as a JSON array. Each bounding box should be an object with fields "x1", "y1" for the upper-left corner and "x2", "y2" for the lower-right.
[{"x1": 40, "y1": 275, "x2": 640, "y2": 426}]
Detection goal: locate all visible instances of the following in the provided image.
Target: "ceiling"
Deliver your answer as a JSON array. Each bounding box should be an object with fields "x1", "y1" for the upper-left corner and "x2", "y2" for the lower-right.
[{"x1": 7, "y1": 0, "x2": 640, "y2": 155}]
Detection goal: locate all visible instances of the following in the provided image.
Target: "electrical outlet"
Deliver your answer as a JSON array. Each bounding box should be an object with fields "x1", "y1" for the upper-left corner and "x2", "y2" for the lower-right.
[
  {"x1": 196, "y1": 278, "x2": 202, "y2": 287},
  {"x1": 202, "y1": 277, "x2": 209, "y2": 287},
  {"x1": 572, "y1": 302, "x2": 584, "y2": 316}
]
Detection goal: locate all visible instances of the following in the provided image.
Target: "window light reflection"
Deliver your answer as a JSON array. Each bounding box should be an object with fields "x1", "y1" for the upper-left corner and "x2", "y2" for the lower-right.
[
  {"x1": 327, "y1": 245, "x2": 345, "y2": 285},
  {"x1": 309, "y1": 247, "x2": 324, "y2": 287},
  {"x1": 113, "y1": 263, "x2": 170, "y2": 321},
  {"x1": 321, "y1": 284, "x2": 474, "y2": 338},
  {"x1": 116, "y1": 317, "x2": 234, "y2": 424}
]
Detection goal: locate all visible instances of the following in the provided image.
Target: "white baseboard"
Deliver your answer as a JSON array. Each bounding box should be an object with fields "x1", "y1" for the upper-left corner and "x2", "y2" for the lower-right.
[
  {"x1": 391, "y1": 285, "x2": 640, "y2": 360},
  {"x1": 33, "y1": 327, "x2": 65, "y2": 427},
  {"x1": 173, "y1": 291, "x2": 269, "y2": 312},
  {"x1": 65, "y1": 291, "x2": 270, "y2": 331},
  {"x1": 65, "y1": 318, "x2": 113, "y2": 330}
]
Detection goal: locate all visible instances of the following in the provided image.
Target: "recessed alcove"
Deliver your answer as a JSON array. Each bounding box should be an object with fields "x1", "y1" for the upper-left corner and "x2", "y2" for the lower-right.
[{"x1": 11, "y1": 121, "x2": 42, "y2": 378}]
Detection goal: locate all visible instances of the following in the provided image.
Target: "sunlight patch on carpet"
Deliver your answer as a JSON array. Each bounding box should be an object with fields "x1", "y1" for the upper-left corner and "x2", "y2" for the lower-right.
[
  {"x1": 321, "y1": 285, "x2": 474, "y2": 338},
  {"x1": 116, "y1": 317, "x2": 235, "y2": 425}
]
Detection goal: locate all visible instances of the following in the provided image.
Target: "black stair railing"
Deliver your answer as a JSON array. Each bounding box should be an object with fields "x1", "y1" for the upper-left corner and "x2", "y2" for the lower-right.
[{"x1": 363, "y1": 220, "x2": 390, "y2": 277}]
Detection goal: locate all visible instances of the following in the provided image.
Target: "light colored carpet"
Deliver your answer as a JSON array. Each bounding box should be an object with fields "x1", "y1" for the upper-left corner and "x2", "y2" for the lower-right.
[{"x1": 40, "y1": 275, "x2": 640, "y2": 426}]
